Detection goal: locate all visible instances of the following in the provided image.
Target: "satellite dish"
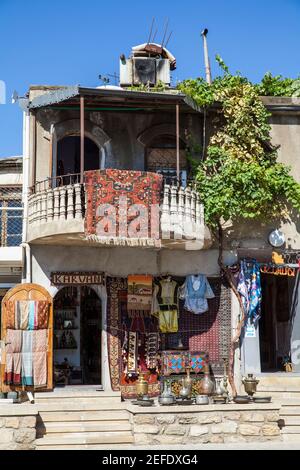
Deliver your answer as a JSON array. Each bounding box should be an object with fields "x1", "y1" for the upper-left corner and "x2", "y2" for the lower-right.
[{"x1": 11, "y1": 90, "x2": 19, "y2": 104}]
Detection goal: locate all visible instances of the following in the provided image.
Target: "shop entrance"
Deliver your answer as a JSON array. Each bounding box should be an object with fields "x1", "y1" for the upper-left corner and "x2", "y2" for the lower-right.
[
  {"x1": 259, "y1": 273, "x2": 296, "y2": 371},
  {"x1": 53, "y1": 286, "x2": 102, "y2": 386}
]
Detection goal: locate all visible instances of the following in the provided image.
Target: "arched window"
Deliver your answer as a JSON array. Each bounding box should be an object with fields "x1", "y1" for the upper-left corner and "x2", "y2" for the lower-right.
[
  {"x1": 145, "y1": 134, "x2": 187, "y2": 185},
  {"x1": 56, "y1": 135, "x2": 101, "y2": 177}
]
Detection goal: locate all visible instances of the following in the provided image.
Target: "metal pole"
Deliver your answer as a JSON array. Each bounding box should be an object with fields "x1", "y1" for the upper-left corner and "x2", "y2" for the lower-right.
[
  {"x1": 176, "y1": 104, "x2": 180, "y2": 183},
  {"x1": 201, "y1": 29, "x2": 212, "y2": 85},
  {"x1": 80, "y1": 96, "x2": 85, "y2": 184}
]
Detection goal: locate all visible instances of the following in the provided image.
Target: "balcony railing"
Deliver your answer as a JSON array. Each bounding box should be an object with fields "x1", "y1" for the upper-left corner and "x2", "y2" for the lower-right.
[{"x1": 28, "y1": 172, "x2": 207, "y2": 248}]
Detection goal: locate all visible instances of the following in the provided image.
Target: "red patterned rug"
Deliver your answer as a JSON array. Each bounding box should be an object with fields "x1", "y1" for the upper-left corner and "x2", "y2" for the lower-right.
[{"x1": 84, "y1": 170, "x2": 162, "y2": 241}]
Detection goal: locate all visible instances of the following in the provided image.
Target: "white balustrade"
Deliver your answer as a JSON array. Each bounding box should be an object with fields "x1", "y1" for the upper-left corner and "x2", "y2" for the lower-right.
[
  {"x1": 28, "y1": 184, "x2": 85, "y2": 226},
  {"x1": 160, "y1": 184, "x2": 204, "y2": 242},
  {"x1": 27, "y1": 180, "x2": 205, "y2": 247}
]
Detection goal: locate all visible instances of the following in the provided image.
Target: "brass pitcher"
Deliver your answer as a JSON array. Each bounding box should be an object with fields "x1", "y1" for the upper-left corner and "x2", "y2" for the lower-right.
[{"x1": 136, "y1": 372, "x2": 149, "y2": 397}]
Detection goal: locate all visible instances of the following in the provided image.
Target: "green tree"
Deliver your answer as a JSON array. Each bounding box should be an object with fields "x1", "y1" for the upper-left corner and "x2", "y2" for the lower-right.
[{"x1": 178, "y1": 60, "x2": 300, "y2": 395}]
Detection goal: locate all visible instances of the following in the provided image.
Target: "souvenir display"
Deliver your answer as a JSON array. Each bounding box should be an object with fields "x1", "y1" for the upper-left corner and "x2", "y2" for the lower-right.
[
  {"x1": 127, "y1": 275, "x2": 153, "y2": 316},
  {"x1": 155, "y1": 276, "x2": 179, "y2": 333},
  {"x1": 179, "y1": 274, "x2": 215, "y2": 315}
]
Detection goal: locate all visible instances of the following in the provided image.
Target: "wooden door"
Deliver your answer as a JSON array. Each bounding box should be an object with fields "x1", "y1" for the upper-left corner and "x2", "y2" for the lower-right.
[{"x1": 1, "y1": 283, "x2": 53, "y2": 392}]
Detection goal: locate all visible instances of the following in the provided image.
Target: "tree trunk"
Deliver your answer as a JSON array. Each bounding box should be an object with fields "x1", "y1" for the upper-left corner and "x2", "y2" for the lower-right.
[{"x1": 216, "y1": 222, "x2": 246, "y2": 397}]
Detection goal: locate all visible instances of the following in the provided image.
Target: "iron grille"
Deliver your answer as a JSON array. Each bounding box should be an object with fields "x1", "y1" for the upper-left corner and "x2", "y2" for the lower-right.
[{"x1": 0, "y1": 186, "x2": 23, "y2": 247}]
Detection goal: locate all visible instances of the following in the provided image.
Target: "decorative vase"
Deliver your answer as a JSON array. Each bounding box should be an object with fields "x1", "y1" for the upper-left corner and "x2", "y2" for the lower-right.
[{"x1": 201, "y1": 364, "x2": 214, "y2": 395}]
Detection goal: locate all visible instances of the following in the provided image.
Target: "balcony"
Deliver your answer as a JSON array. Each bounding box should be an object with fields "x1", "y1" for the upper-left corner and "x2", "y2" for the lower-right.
[{"x1": 27, "y1": 171, "x2": 210, "y2": 250}]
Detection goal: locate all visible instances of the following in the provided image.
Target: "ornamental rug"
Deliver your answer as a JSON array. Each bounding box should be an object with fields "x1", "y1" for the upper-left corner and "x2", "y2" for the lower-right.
[
  {"x1": 84, "y1": 170, "x2": 163, "y2": 243},
  {"x1": 106, "y1": 277, "x2": 160, "y2": 398},
  {"x1": 165, "y1": 278, "x2": 231, "y2": 376}
]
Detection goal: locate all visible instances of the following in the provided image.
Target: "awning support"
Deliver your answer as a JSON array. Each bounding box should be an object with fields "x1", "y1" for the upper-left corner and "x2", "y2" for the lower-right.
[
  {"x1": 176, "y1": 103, "x2": 180, "y2": 183},
  {"x1": 80, "y1": 96, "x2": 85, "y2": 184}
]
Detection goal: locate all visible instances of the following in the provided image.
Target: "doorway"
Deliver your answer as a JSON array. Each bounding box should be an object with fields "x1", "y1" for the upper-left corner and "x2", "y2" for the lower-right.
[
  {"x1": 53, "y1": 286, "x2": 102, "y2": 386},
  {"x1": 259, "y1": 273, "x2": 295, "y2": 371}
]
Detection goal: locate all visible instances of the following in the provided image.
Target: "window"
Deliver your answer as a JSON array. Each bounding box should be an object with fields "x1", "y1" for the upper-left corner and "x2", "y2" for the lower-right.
[
  {"x1": 145, "y1": 134, "x2": 187, "y2": 185},
  {"x1": 0, "y1": 187, "x2": 23, "y2": 247},
  {"x1": 57, "y1": 136, "x2": 101, "y2": 177}
]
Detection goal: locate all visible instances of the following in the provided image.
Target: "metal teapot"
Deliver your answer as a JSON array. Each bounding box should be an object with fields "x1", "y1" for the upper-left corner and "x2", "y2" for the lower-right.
[{"x1": 242, "y1": 373, "x2": 259, "y2": 397}]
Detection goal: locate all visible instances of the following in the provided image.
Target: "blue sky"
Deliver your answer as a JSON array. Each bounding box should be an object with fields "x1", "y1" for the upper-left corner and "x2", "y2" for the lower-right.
[{"x1": 0, "y1": 0, "x2": 299, "y2": 158}]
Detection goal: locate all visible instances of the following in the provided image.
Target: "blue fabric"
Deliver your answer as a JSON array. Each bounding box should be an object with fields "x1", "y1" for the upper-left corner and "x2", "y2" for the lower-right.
[
  {"x1": 28, "y1": 301, "x2": 35, "y2": 330},
  {"x1": 237, "y1": 259, "x2": 261, "y2": 323},
  {"x1": 181, "y1": 274, "x2": 215, "y2": 315}
]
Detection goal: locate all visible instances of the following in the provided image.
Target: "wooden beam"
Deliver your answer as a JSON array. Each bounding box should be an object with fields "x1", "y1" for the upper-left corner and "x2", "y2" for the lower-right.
[{"x1": 80, "y1": 96, "x2": 85, "y2": 184}]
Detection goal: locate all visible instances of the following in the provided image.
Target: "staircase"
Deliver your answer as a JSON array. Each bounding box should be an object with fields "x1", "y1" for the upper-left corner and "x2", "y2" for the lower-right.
[
  {"x1": 257, "y1": 374, "x2": 300, "y2": 443},
  {"x1": 34, "y1": 388, "x2": 134, "y2": 450}
]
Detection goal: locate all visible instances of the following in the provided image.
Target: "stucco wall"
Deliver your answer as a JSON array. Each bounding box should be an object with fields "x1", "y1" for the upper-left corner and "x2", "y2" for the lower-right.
[
  {"x1": 30, "y1": 245, "x2": 238, "y2": 289},
  {"x1": 33, "y1": 108, "x2": 203, "y2": 183}
]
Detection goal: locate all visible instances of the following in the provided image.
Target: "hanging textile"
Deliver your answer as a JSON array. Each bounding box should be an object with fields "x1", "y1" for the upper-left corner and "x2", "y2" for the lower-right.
[
  {"x1": 237, "y1": 259, "x2": 262, "y2": 323},
  {"x1": 16, "y1": 301, "x2": 29, "y2": 330},
  {"x1": 156, "y1": 277, "x2": 179, "y2": 333},
  {"x1": 37, "y1": 301, "x2": 49, "y2": 329},
  {"x1": 127, "y1": 275, "x2": 153, "y2": 316},
  {"x1": 179, "y1": 274, "x2": 215, "y2": 315},
  {"x1": 6, "y1": 301, "x2": 15, "y2": 329},
  {"x1": 145, "y1": 332, "x2": 160, "y2": 369},
  {"x1": 21, "y1": 331, "x2": 33, "y2": 386},
  {"x1": 84, "y1": 169, "x2": 163, "y2": 246},
  {"x1": 127, "y1": 331, "x2": 138, "y2": 374},
  {"x1": 4, "y1": 329, "x2": 22, "y2": 385},
  {"x1": 32, "y1": 330, "x2": 48, "y2": 388}
]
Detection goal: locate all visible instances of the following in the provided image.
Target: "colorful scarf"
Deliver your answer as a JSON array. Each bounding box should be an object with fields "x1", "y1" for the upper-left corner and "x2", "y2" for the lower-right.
[
  {"x1": 37, "y1": 301, "x2": 49, "y2": 329},
  {"x1": 33, "y1": 352, "x2": 47, "y2": 387},
  {"x1": 28, "y1": 301, "x2": 35, "y2": 331},
  {"x1": 4, "y1": 329, "x2": 22, "y2": 385},
  {"x1": 6, "y1": 301, "x2": 15, "y2": 329},
  {"x1": 16, "y1": 301, "x2": 29, "y2": 330},
  {"x1": 21, "y1": 331, "x2": 33, "y2": 386},
  {"x1": 238, "y1": 259, "x2": 262, "y2": 324},
  {"x1": 127, "y1": 275, "x2": 153, "y2": 316}
]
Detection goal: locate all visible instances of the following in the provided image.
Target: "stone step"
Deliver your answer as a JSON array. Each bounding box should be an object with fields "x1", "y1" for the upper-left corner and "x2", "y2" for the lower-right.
[
  {"x1": 34, "y1": 390, "x2": 120, "y2": 400},
  {"x1": 35, "y1": 398, "x2": 122, "y2": 406},
  {"x1": 281, "y1": 426, "x2": 300, "y2": 434},
  {"x1": 35, "y1": 432, "x2": 134, "y2": 446},
  {"x1": 281, "y1": 416, "x2": 300, "y2": 426},
  {"x1": 257, "y1": 376, "x2": 300, "y2": 388},
  {"x1": 282, "y1": 434, "x2": 300, "y2": 442},
  {"x1": 37, "y1": 421, "x2": 132, "y2": 434},
  {"x1": 280, "y1": 399, "x2": 300, "y2": 407},
  {"x1": 38, "y1": 410, "x2": 129, "y2": 422},
  {"x1": 255, "y1": 391, "x2": 300, "y2": 399},
  {"x1": 36, "y1": 403, "x2": 125, "y2": 412},
  {"x1": 37, "y1": 444, "x2": 134, "y2": 450}
]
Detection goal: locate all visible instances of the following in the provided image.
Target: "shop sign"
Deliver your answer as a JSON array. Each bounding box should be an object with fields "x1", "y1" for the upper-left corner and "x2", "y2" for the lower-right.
[
  {"x1": 51, "y1": 272, "x2": 105, "y2": 286},
  {"x1": 245, "y1": 324, "x2": 256, "y2": 338},
  {"x1": 260, "y1": 264, "x2": 296, "y2": 277}
]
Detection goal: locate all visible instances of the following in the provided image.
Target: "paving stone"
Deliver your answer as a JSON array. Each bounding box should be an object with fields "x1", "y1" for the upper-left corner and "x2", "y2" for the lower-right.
[
  {"x1": 211, "y1": 422, "x2": 238, "y2": 434},
  {"x1": 164, "y1": 425, "x2": 187, "y2": 436},
  {"x1": 4, "y1": 417, "x2": 19, "y2": 429},
  {"x1": 261, "y1": 424, "x2": 280, "y2": 436},
  {"x1": 156, "y1": 415, "x2": 175, "y2": 425},
  {"x1": 190, "y1": 425, "x2": 209, "y2": 437},
  {"x1": 134, "y1": 415, "x2": 155, "y2": 425},
  {"x1": 239, "y1": 424, "x2": 261, "y2": 436}
]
